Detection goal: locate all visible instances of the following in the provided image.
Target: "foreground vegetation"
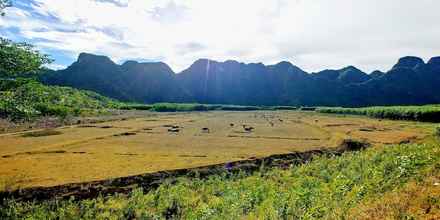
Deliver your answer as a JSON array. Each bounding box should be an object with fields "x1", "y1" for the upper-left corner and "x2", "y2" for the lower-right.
[
  {"x1": 317, "y1": 105, "x2": 440, "y2": 122},
  {"x1": 1, "y1": 141, "x2": 439, "y2": 219}
]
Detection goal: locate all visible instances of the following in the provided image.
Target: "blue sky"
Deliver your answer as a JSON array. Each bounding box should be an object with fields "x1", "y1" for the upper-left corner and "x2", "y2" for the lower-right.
[{"x1": 1, "y1": 0, "x2": 440, "y2": 72}]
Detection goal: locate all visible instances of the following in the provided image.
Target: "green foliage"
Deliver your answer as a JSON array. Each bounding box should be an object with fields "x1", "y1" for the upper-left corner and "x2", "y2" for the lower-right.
[
  {"x1": 147, "y1": 103, "x2": 297, "y2": 112},
  {"x1": 435, "y1": 126, "x2": 440, "y2": 138},
  {"x1": 149, "y1": 103, "x2": 216, "y2": 112},
  {"x1": 0, "y1": 79, "x2": 121, "y2": 120},
  {"x1": 118, "y1": 103, "x2": 152, "y2": 110},
  {"x1": 0, "y1": 0, "x2": 11, "y2": 16},
  {"x1": 270, "y1": 106, "x2": 298, "y2": 110},
  {"x1": 317, "y1": 105, "x2": 440, "y2": 122},
  {"x1": 300, "y1": 107, "x2": 317, "y2": 111},
  {"x1": 2, "y1": 143, "x2": 438, "y2": 219},
  {"x1": 0, "y1": 38, "x2": 52, "y2": 77},
  {"x1": 217, "y1": 105, "x2": 262, "y2": 111}
]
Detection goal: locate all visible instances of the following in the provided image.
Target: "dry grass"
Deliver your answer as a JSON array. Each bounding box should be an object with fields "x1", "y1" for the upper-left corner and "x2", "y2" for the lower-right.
[
  {"x1": 0, "y1": 111, "x2": 432, "y2": 189},
  {"x1": 348, "y1": 167, "x2": 440, "y2": 219}
]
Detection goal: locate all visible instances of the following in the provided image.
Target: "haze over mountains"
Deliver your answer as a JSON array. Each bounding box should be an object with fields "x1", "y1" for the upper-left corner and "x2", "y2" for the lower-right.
[{"x1": 41, "y1": 53, "x2": 440, "y2": 107}]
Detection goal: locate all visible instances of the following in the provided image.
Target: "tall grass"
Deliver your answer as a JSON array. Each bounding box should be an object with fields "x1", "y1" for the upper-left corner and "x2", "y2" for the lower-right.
[
  {"x1": 2, "y1": 143, "x2": 438, "y2": 219},
  {"x1": 317, "y1": 105, "x2": 440, "y2": 122}
]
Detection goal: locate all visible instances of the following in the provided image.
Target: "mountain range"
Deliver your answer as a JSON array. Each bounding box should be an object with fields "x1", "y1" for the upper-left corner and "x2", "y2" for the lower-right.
[{"x1": 40, "y1": 53, "x2": 440, "y2": 107}]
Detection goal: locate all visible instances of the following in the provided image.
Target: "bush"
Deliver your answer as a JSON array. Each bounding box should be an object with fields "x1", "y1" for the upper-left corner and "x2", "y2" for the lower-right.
[
  {"x1": 218, "y1": 105, "x2": 262, "y2": 111},
  {"x1": 35, "y1": 104, "x2": 71, "y2": 118},
  {"x1": 119, "y1": 104, "x2": 152, "y2": 110},
  {"x1": 150, "y1": 103, "x2": 218, "y2": 112},
  {"x1": 317, "y1": 105, "x2": 440, "y2": 122},
  {"x1": 271, "y1": 106, "x2": 298, "y2": 110},
  {"x1": 0, "y1": 78, "x2": 34, "y2": 91},
  {"x1": 148, "y1": 103, "x2": 299, "y2": 112},
  {"x1": 300, "y1": 107, "x2": 316, "y2": 111}
]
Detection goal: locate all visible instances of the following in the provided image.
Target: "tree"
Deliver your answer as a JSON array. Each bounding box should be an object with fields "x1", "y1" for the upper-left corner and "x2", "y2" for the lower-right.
[
  {"x1": 0, "y1": 0, "x2": 11, "y2": 16},
  {"x1": 0, "y1": 38, "x2": 52, "y2": 77}
]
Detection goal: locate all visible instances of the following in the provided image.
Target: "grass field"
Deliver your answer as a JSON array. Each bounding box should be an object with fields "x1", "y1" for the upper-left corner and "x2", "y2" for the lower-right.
[
  {"x1": 0, "y1": 110, "x2": 438, "y2": 219},
  {"x1": 0, "y1": 111, "x2": 432, "y2": 190}
]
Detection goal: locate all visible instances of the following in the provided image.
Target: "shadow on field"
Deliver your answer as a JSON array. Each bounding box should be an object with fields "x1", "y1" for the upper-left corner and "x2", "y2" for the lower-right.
[
  {"x1": 1, "y1": 150, "x2": 91, "y2": 159},
  {"x1": 21, "y1": 130, "x2": 62, "y2": 138}
]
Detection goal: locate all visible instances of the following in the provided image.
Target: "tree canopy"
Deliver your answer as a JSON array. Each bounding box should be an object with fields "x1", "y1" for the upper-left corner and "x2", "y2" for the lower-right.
[
  {"x1": 0, "y1": 38, "x2": 52, "y2": 77},
  {"x1": 0, "y1": 0, "x2": 11, "y2": 16}
]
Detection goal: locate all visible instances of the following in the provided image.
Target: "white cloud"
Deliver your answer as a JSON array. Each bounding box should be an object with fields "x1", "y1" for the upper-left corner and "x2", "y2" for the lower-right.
[
  {"x1": 45, "y1": 63, "x2": 66, "y2": 70},
  {"x1": 1, "y1": 0, "x2": 440, "y2": 73}
]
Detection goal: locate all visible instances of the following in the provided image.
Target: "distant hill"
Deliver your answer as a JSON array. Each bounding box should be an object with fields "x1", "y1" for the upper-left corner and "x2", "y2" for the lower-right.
[
  {"x1": 41, "y1": 53, "x2": 190, "y2": 103},
  {"x1": 40, "y1": 53, "x2": 440, "y2": 107}
]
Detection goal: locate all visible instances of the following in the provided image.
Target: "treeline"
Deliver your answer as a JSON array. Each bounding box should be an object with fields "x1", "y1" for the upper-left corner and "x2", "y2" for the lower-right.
[
  {"x1": 120, "y1": 103, "x2": 299, "y2": 112},
  {"x1": 317, "y1": 105, "x2": 440, "y2": 122}
]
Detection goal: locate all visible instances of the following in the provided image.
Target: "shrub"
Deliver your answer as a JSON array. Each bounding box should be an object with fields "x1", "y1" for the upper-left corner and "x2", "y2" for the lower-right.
[
  {"x1": 119, "y1": 104, "x2": 152, "y2": 110},
  {"x1": 150, "y1": 103, "x2": 217, "y2": 112},
  {"x1": 35, "y1": 104, "x2": 70, "y2": 118},
  {"x1": 271, "y1": 106, "x2": 298, "y2": 110},
  {"x1": 317, "y1": 105, "x2": 440, "y2": 122},
  {"x1": 218, "y1": 105, "x2": 261, "y2": 111},
  {"x1": 147, "y1": 103, "x2": 296, "y2": 112},
  {"x1": 300, "y1": 107, "x2": 317, "y2": 111}
]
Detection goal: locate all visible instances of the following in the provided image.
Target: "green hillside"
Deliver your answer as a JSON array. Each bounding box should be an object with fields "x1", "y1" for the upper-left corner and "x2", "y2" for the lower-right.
[
  {"x1": 0, "y1": 79, "x2": 121, "y2": 120},
  {"x1": 0, "y1": 37, "x2": 123, "y2": 121}
]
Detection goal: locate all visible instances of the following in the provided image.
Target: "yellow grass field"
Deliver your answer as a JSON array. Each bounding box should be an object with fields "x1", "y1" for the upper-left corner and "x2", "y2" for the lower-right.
[{"x1": 0, "y1": 111, "x2": 431, "y2": 189}]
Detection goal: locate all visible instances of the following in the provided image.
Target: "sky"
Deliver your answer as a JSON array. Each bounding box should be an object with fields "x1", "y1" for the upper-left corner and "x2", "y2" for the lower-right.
[{"x1": 1, "y1": 0, "x2": 439, "y2": 73}]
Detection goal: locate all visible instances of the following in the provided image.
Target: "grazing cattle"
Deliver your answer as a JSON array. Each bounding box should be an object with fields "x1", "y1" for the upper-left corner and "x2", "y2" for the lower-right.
[
  {"x1": 230, "y1": 123, "x2": 234, "y2": 127},
  {"x1": 279, "y1": 119, "x2": 283, "y2": 122},
  {"x1": 315, "y1": 119, "x2": 319, "y2": 123},
  {"x1": 202, "y1": 127, "x2": 210, "y2": 133},
  {"x1": 168, "y1": 128, "x2": 180, "y2": 133},
  {"x1": 269, "y1": 122, "x2": 274, "y2": 127},
  {"x1": 242, "y1": 125, "x2": 254, "y2": 132}
]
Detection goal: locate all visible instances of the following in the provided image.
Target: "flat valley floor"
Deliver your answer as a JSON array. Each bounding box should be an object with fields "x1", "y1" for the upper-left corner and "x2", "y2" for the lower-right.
[{"x1": 0, "y1": 111, "x2": 432, "y2": 189}]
